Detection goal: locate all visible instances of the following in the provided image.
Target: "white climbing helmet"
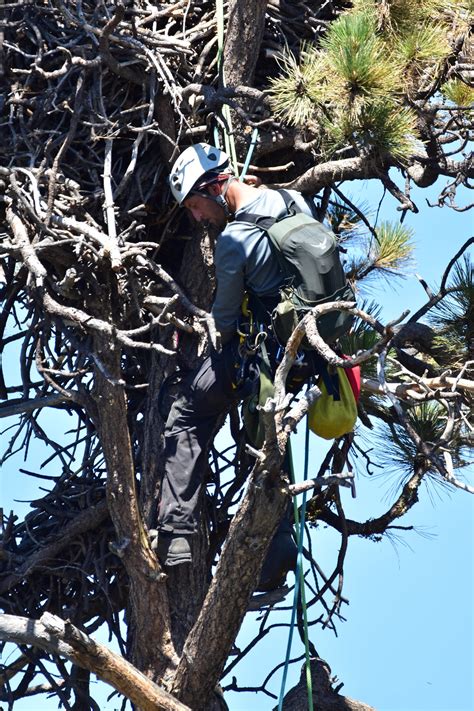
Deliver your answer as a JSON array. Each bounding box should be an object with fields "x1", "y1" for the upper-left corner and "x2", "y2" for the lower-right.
[{"x1": 169, "y1": 143, "x2": 230, "y2": 205}]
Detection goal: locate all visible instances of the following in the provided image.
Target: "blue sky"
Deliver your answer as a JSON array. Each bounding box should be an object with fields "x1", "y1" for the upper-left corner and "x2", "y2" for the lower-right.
[
  {"x1": 225, "y1": 177, "x2": 474, "y2": 711},
  {"x1": 1, "y1": 176, "x2": 473, "y2": 710}
]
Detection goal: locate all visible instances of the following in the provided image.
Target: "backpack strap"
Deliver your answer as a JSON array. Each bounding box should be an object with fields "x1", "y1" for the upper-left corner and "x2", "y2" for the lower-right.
[
  {"x1": 276, "y1": 189, "x2": 302, "y2": 215},
  {"x1": 234, "y1": 190, "x2": 301, "y2": 286},
  {"x1": 234, "y1": 189, "x2": 302, "y2": 229}
]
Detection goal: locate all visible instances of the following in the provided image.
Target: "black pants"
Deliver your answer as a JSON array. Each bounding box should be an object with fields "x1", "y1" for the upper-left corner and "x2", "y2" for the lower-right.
[
  {"x1": 157, "y1": 333, "x2": 318, "y2": 534},
  {"x1": 157, "y1": 338, "x2": 248, "y2": 534}
]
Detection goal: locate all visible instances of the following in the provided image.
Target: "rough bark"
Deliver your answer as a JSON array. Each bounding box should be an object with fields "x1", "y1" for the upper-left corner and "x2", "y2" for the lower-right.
[
  {"x1": 171, "y1": 454, "x2": 289, "y2": 709},
  {"x1": 140, "y1": 352, "x2": 170, "y2": 528},
  {"x1": 166, "y1": 518, "x2": 210, "y2": 657},
  {"x1": 224, "y1": 0, "x2": 268, "y2": 89},
  {"x1": 94, "y1": 339, "x2": 178, "y2": 678},
  {"x1": 223, "y1": 0, "x2": 268, "y2": 155},
  {"x1": 275, "y1": 157, "x2": 386, "y2": 195},
  {"x1": 276, "y1": 154, "x2": 474, "y2": 196},
  {"x1": 277, "y1": 658, "x2": 376, "y2": 711}
]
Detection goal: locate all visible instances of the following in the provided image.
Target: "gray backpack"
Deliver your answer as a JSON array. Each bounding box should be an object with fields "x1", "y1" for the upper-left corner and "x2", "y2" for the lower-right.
[{"x1": 236, "y1": 190, "x2": 355, "y2": 345}]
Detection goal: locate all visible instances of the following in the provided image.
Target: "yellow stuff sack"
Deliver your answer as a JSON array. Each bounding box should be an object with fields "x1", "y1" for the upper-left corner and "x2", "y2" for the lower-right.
[{"x1": 308, "y1": 368, "x2": 357, "y2": 440}]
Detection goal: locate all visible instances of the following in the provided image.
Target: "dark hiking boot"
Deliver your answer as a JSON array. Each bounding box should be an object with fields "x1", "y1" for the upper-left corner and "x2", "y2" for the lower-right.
[{"x1": 156, "y1": 532, "x2": 192, "y2": 567}]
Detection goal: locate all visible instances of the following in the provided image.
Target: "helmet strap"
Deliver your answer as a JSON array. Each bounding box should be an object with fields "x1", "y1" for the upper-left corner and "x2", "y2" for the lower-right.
[
  {"x1": 214, "y1": 176, "x2": 236, "y2": 217},
  {"x1": 190, "y1": 176, "x2": 237, "y2": 218}
]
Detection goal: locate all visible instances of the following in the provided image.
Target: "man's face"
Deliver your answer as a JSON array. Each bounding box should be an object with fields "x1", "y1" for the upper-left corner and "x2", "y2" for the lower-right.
[{"x1": 183, "y1": 190, "x2": 226, "y2": 230}]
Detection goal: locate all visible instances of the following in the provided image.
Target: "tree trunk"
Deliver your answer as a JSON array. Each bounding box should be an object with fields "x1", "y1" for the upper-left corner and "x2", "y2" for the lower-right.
[
  {"x1": 277, "y1": 658, "x2": 376, "y2": 711},
  {"x1": 93, "y1": 337, "x2": 178, "y2": 681},
  {"x1": 223, "y1": 0, "x2": 268, "y2": 155},
  {"x1": 171, "y1": 455, "x2": 289, "y2": 709},
  {"x1": 224, "y1": 0, "x2": 268, "y2": 89}
]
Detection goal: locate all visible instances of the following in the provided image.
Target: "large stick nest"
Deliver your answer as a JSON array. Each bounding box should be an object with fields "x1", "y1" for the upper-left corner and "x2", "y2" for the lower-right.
[{"x1": 0, "y1": 0, "x2": 348, "y2": 634}]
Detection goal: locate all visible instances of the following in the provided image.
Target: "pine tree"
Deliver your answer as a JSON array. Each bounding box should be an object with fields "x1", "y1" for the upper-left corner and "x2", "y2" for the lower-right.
[{"x1": 0, "y1": 1, "x2": 472, "y2": 709}]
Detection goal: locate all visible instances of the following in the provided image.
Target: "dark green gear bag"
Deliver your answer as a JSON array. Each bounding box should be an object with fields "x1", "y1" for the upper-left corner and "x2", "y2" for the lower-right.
[{"x1": 236, "y1": 190, "x2": 355, "y2": 345}]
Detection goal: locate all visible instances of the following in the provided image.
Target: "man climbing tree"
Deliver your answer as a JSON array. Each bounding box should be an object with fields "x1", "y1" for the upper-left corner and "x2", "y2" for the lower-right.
[
  {"x1": 155, "y1": 141, "x2": 353, "y2": 577},
  {"x1": 0, "y1": 1, "x2": 472, "y2": 709}
]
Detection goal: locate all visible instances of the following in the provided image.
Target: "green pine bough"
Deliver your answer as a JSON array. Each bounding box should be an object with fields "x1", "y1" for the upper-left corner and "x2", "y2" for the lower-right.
[{"x1": 268, "y1": 0, "x2": 471, "y2": 164}]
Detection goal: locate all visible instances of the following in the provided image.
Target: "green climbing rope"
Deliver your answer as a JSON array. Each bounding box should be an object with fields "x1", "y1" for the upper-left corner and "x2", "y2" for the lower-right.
[
  {"x1": 215, "y1": 0, "x2": 239, "y2": 176},
  {"x1": 214, "y1": 5, "x2": 310, "y2": 704},
  {"x1": 278, "y1": 423, "x2": 314, "y2": 711}
]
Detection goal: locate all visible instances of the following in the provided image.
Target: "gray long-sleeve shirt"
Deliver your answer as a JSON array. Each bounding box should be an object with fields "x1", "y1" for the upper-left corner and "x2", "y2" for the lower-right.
[{"x1": 212, "y1": 188, "x2": 313, "y2": 340}]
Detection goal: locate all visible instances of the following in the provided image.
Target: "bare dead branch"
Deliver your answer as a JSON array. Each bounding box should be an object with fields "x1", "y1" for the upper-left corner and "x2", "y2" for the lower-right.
[{"x1": 0, "y1": 613, "x2": 190, "y2": 711}]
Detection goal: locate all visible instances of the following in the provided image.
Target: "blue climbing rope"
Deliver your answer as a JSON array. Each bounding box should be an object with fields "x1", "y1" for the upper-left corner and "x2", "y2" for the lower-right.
[{"x1": 240, "y1": 128, "x2": 259, "y2": 181}]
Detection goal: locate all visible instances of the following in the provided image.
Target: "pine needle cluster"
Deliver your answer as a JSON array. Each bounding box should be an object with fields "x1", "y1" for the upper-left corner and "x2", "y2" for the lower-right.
[
  {"x1": 375, "y1": 401, "x2": 465, "y2": 479},
  {"x1": 345, "y1": 221, "x2": 415, "y2": 285},
  {"x1": 268, "y1": 49, "x2": 323, "y2": 127},
  {"x1": 361, "y1": 255, "x2": 473, "y2": 488},
  {"x1": 441, "y1": 78, "x2": 474, "y2": 107},
  {"x1": 268, "y1": 0, "x2": 468, "y2": 162},
  {"x1": 429, "y1": 255, "x2": 474, "y2": 368}
]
